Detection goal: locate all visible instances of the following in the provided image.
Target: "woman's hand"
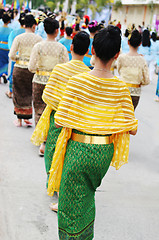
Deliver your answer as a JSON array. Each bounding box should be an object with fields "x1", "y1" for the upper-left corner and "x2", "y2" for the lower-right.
[
  {"x1": 129, "y1": 129, "x2": 137, "y2": 135},
  {"x1": 55, "y1": 123, "x2": 62, "y2": 128}
]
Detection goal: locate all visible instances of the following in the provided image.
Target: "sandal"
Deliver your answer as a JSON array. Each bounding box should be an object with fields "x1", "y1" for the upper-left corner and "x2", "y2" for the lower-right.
[
  {"x1": 39, "y1": 147, "x2": 44, "y2": 157},
  {"x1": 5, "y1": 91, "x2": 12, "y2": 98},
  {"x1": 50, "y1": 203, "x2": 58, "y2": 213},
  {"x1": 24, "y1": 120, "x2": 32, "y2": 127},
  {"x1": 39, "y1": 142, "x2": 46, "y2": 157},
  {"x1": 14, "y1": 119, "x2": 22, "y2": 127}
]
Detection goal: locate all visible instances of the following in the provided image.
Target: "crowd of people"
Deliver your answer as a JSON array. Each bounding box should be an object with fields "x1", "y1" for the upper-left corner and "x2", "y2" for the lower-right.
[{"x1": 0, "y1": 6, "x2": 158, "y2": 240}]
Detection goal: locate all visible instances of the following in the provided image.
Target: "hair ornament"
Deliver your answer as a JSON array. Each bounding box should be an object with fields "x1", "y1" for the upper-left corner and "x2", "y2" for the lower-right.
[
  {"x1": 39, "y1": 13, "x2": 47, "y2": 22},
  {"x1": 39, "y1": 13, "x2": 56, "y2": 22},
  {"x1": 128, "y1": 33, "x2": 131, "y2": 40},
  {"x1": 47, "y1": 13, "x2": 56, "y2": 20},
  {"x1": 127, "y1": 27, "x2": 133, "y2": 40},
  {"x1": 5, "y1": 11, "x2": 12, "y2": 17},
  {"x1": 88, "y1": 20, "x2": 98, "y2": 28}
]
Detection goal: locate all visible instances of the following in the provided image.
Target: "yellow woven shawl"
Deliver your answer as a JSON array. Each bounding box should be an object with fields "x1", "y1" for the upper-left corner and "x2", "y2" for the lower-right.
[
  {"x1": 47, "y1": 72, "x2": 138, "y2": 196},
  {"x1": 31, "y1": 60, "x2": 90, "y2": 146}
]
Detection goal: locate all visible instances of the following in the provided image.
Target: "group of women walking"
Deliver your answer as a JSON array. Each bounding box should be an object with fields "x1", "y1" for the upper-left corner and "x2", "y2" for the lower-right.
[{"x1": 0, "y1": 9, "x2": 154, "y2": 239}]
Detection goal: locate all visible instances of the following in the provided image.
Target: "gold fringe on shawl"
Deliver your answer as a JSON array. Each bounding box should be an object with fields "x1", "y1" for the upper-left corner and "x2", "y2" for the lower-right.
[
  {"x1": 31, "y1": 105, "x2": 52, "y2": 146},
  {"x1": 47, "y1": 73, "x2": 138, "y2": 196},
  {"x1": 47, "y1": 128, "x2": 72, "y2": 196}
]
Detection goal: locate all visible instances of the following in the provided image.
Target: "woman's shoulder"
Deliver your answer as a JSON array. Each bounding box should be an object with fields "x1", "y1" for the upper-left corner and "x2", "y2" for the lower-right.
[
  {"x1": 118, "y1": 53, "x2": 127, "y2": 59},
  {"x1": 113, "y1": 76, "x2": 128, "y2": 87},
  {"x1": 69, "y1": 71, "x2": 89, "y2": 80}
]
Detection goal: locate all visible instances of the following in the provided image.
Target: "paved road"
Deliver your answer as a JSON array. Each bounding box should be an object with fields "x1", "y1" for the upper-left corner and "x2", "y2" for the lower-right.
[{"x1": 0, "y1": 76, "x2": 159, "y2": 240}]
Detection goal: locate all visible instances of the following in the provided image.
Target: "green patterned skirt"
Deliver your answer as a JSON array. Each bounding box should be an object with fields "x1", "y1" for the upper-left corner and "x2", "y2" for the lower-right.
[
  {"x1": 44, "y1": 110, "x2": 62, "y2": 186},
  {"x1": 58, "y1": 130, "x2": 114, "y2": 240}
]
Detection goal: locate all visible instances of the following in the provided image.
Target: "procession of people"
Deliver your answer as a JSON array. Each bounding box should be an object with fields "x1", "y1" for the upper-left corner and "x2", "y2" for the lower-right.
[{"x1": 1, "y1": 4, "x2": 158, "y2": 240}]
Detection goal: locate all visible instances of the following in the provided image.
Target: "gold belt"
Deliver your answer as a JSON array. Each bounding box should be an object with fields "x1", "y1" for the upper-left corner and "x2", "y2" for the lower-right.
[
  {"x1": 16, "y1": 60, "x2": 28, "y2": 66},
  {"x1": 85, "y1": 54, "x2": 92, "y2": 58},
  {"x1": 126, "y1": 83, "x2": 140, "y2": 88},
  {"x1": 71, "y1": 132, "x2": 113, "y2": 145},
  {"x1": 36, "y1": 70, "x2": 51, "y2": 76},
  {"x1": 0, "y1": 41, "x2": 8, "y2": 44}
]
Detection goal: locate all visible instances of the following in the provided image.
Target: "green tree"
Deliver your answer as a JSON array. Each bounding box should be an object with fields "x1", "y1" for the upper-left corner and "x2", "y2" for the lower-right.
[
  {"x1": 114, "y1": 0, "x2": 122, "y2": 11},
  {"x1": 46, "y1": 1, "x2": 56, "y2": 11},
  {"x1": 76, "y1": 0, "x2": 112, "y2": 17}
]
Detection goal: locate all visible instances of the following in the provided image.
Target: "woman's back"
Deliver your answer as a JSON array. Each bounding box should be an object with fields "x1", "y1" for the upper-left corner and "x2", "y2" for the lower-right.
[
  {"x1": 0, "y1": 26, "x2": 12, "y2": 39},
  {"x1": 118, "y1": 54, "x2": 148, "y2": 84},
  {"x1": 150, "y1": 39, "x2": 158, "y2": 58},
  {"x1": 9, "y1": 32, "x2": 42, "y2": 64},
  {"x1": 121, "y1": 36, "x2": 129, "y2": 53}
]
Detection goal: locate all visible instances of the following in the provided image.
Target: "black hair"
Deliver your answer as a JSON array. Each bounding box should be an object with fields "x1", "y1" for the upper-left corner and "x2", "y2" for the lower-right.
[
  {"x1": 85, "y1": 18, "x2": 89, "y2": 26},
  {"x1": 124, "y1": 29, "x2": 129, "y2": 37},
  {"x1": 19, "y1": 13, "x2": 26, "y2": 26},
  {"x1": 24, "y1": 9, "x2": 29, "y2": 14},
  {"x1": 129, "y1": 29, "x2": 142, "y2": 48},
  {"x1": 75, "y1": 23, "x2": 80, "y2": 31},
  {"x1": 2, "y1": 12, "x2": 11, "y2": 24},
  {"x1": 72, "y1": 31, "x2": 90, "y2": 55},
  {"x1": 44, "y1": 18, "x2": 59, "y2": 34},
  {"x1": 88, "y1": 21, "x2": 98, "y2": 33},
  {"x1": 65, "y1": 27, "x2": 73, "y2": 36},
  {"x1": 25, "y1": 14, "x2": 37, "y2": 28},
  {"x1": 0, "y1": 9, "x2": 5, "y2": 19},
  {"x1": 8, "y1": 9, "x2": 13, "y2": 20},
  {"x1": 61, "y1": 20, "x2": 65, "y2": 30},
  {"x1": 93, "y1": 25, "x2": 121, "y2": 63},
  {"x1": 151, "y1": 32, "x2": 157, "y2": 42},
  {"x1": 14, "y1": 9, "x2": 18, "y2": 16},
  {"x1": 98, "y1": 23, "x2": 104, "y2": 31},
  {"x1": 132, "y1": 23, "x2": 135, "y2": 30},
  {"x1": 142, "y1": 29, "x2": 151, "y2": 47}
]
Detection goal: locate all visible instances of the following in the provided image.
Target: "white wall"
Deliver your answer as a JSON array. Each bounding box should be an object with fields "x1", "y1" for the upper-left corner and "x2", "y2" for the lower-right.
[{"x1": 111, "y1": 5, "x2": 159, "y2": 28}]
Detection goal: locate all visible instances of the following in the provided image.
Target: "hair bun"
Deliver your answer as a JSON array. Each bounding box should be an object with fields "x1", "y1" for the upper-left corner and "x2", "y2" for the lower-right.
[
  {"x1": 106, "y1": 26, "x2": 121, "y2": 39},
  {"x1": 129, "y1": 29, "x2": 141, "y2": 48}
]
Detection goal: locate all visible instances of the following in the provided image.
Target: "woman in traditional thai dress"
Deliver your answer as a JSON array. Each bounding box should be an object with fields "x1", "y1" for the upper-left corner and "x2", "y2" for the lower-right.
[
  {"x1": 121, "y1": 28, "x2": 129, "y2": 53},
  {"x1": 149, "y1": 32, "x2": 159, "y2": 82},
  {"x1": 83, "y1": 20, "x2": 98, "y2": 68},
  {"x1": 28, "y1": 16, "x2": 69, "y2": 155},
  {"x1": 58, "y1": 26, "x2": 73, "y2": 61},
  {"x1": 47, "y1": 26, "x2": 138, "y2": 239},
  {"x1": 8, "y1": 9, "x2": 20, "y2": 30},
  {"x1": 155, "y1": 58, "x2": 159, "y2": 102},
  {"x1": 9, "y1": 14, "x2": 42, "y2": 127},
  {"x1": 0, "y1": 11, "x2": 12, "y2": 83},
  {"x1": 31, "y1": 31, "x2": 90, "y2": 187},
  {"x1": 118, "y1": 30, "x2": 150, "y2": 110},
  {"x1": 138, "y1": 29, "x2": 152, "y2": 66},
  {"x1": 6, "y1": 12, "x2": 26, "y2": 98},
  {"x1": 0, "y1": 9, "x2": 5, "y2": 27}
]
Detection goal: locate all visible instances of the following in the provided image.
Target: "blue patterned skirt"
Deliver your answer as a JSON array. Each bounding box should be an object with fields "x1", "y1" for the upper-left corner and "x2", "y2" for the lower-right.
[{"x1": 0, "y1": 48, "x2": 9, "y2": 77}]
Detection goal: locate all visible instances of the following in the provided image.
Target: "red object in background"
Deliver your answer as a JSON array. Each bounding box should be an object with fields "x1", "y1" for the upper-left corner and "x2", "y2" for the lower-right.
[
  {"x1": 116, "y1": 22, "x2": 121, "y2": 29},
  {"x1": 83, "y1": 15, "x2": 90, "y2": 23},
  {"x1": 71, "y1": 32, "x2": 76, "y2": 39},
  {"x1": 60, "y1": 29, "x2": 65, "y2": 37}
]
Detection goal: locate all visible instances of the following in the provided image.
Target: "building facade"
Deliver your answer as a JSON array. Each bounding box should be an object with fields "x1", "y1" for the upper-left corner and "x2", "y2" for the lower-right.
[{"x1": 111, "y1": 0, "x2": 159, "y2": 29}]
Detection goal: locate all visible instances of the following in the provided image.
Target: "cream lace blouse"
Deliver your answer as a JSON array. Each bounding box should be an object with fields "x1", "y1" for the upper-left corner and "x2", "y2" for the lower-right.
[
  {"x1": 9, "y1": 32, "x2": 42, "y2": 68},
  {"x1": 117, "y1": 54, "x2": 150, "y2": 96},
  {"x1": 28, "y1": 40, "x2": 69, "y2": 84}
]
